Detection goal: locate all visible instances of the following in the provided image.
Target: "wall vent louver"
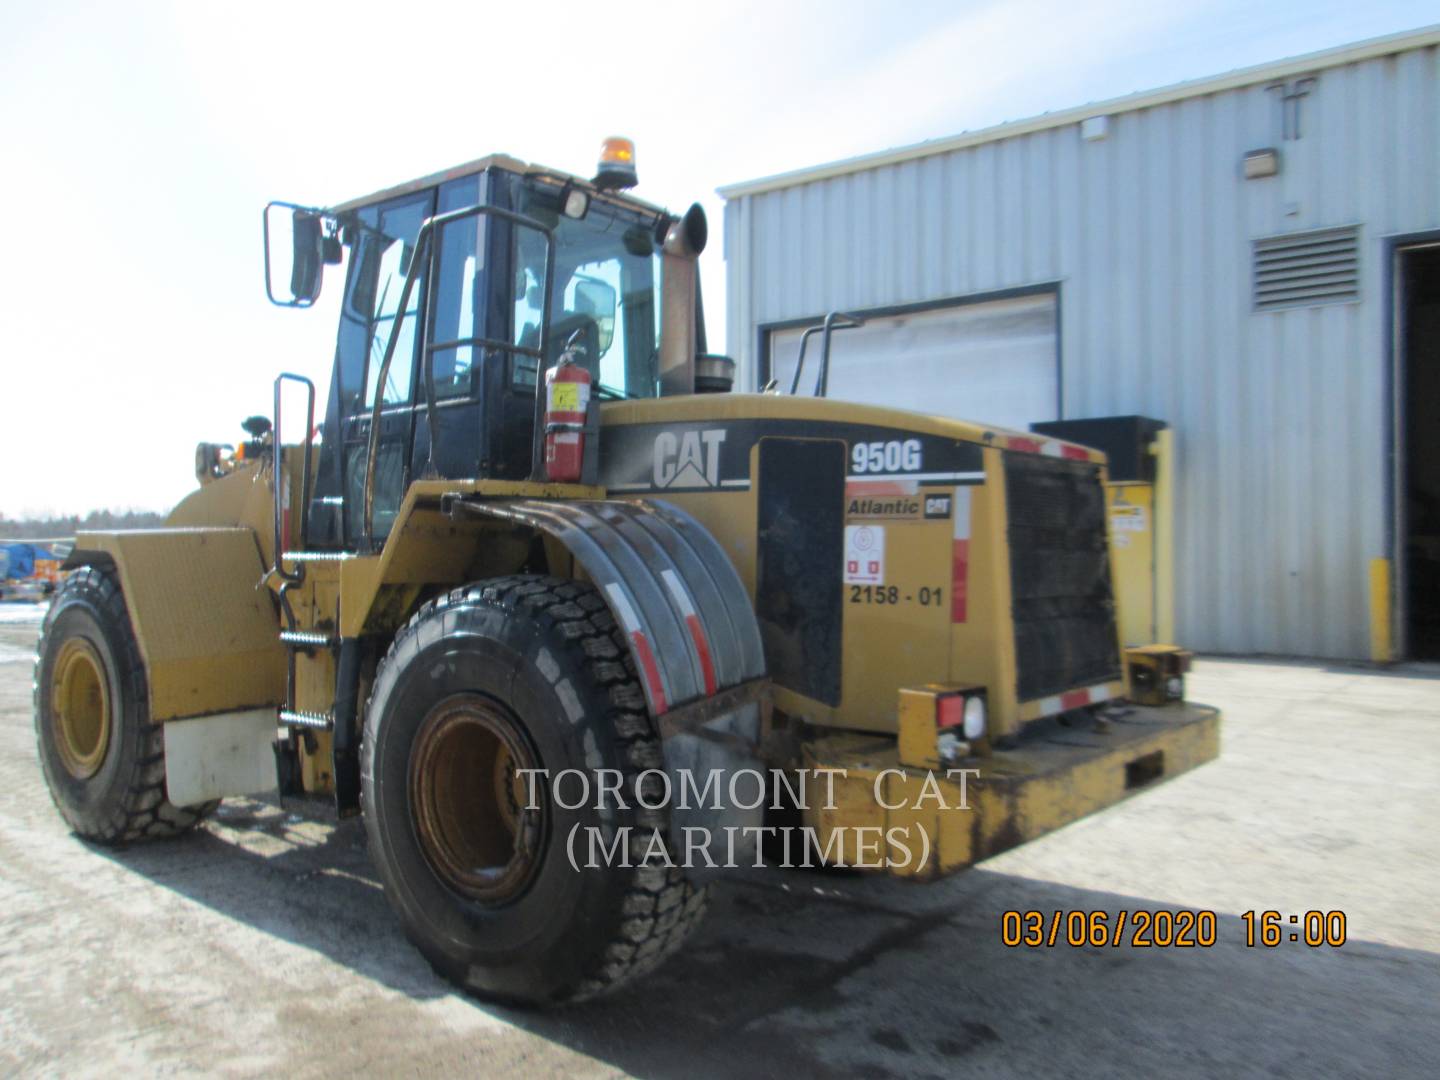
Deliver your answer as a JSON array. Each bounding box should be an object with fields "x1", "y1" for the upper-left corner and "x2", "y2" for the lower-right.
[{"x1": 1253, "y1": 226, "x2": 1360, "y2": 311}]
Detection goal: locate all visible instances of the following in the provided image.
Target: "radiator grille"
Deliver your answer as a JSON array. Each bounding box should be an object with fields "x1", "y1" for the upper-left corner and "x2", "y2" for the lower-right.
[
  {"x1": 1004, "y1": 453, "x2": 1121, "y2": 703},
  {"x1": 1253, "y1": 226, "x2": 1360, "y2": 311}
]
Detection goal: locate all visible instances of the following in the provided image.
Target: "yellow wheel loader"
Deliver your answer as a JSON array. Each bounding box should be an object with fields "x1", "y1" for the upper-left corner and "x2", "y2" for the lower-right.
[{"x1": 35, "y1": 141, "x2": 1219, "y2": 1005}]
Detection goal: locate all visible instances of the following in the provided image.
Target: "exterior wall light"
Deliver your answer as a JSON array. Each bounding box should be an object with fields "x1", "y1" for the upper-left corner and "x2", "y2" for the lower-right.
[{"x1": 1243, "y1": 148, "x2": 1280, "y2": 179}]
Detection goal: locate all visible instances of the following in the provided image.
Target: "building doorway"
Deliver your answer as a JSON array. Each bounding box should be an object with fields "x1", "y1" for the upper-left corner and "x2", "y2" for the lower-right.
[{"x1": 1397, "y1": 243, "x2": 1440, "y2": 660}]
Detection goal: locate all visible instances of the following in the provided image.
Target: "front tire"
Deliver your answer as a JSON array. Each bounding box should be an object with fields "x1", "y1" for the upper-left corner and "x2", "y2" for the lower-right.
[
  {"x1": 33, "y1": 565, "x2": 217, "y2": 844},
  {"x1": 361, "y1": 575, "x2": 706, "y2": 1006}
]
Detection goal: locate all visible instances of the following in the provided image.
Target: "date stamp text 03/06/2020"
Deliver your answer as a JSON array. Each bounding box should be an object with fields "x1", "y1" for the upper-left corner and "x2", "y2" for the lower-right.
[{"x1": 1001, "y1": 910, "x2": 1348, "y2": 948}]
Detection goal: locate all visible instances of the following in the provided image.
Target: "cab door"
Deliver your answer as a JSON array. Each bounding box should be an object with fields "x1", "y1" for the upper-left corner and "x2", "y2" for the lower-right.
[{"x1": 337, "y1": 190, "x2": 435, "y2": 545}]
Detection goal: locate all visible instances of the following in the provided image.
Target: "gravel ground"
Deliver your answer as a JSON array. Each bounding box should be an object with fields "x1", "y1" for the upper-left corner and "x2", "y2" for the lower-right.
[{"x1": 1, "y1": 608, "x2": 1437, "y2": 1078}]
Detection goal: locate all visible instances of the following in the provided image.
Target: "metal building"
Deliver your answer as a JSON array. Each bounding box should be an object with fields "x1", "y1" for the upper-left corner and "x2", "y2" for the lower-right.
[{"x1": 720, "y1": 26, "x2": 1440, "y2": 662}]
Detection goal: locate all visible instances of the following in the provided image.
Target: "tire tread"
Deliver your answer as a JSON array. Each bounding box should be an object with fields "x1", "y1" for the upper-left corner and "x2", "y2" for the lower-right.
[
  {"x1": 367, "y1": 574, "x2": 707, "y2": 1003},
  {"x1": 34, "y1": 565, "x2": 217, "y2": 845}
]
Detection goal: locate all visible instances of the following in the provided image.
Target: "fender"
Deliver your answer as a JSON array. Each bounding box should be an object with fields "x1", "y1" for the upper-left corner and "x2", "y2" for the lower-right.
[
  {"x1": 455, "y1": 497, "x2": 770, "y2": 860},
  {"x1": 456, "y1": 498, "x2": 766, "y2": 715},
  {"x1": 62, "y1": 529, "x2": 286, "y2": 721}
]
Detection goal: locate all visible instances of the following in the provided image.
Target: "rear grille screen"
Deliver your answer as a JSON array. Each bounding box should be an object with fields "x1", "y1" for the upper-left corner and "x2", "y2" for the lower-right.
[{"x1": 1004, "y1": 453, "x2": 1121, "y2": 702}]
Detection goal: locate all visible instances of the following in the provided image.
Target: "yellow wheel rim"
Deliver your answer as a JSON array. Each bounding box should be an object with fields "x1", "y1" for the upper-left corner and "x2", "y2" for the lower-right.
[
  {"x1": 409, "y1": 694, "x2": 545, "y2": 903},
  {"x1": 52, "y1": 637, "x2": 111, "y2": 779}
]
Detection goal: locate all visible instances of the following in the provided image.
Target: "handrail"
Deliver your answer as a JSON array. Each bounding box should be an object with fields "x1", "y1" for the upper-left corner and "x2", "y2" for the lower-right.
[
  {"x1": 272, "y1": 372, "x2": 316, "y2": 584},
  {"x1": 362, "y1": 202, "x2": 555, "y2": 549},
  {"x1": 787, "y1": 311, "x2": 863, "y2": 396},
  {"x1": 786, "y1": 325, "x2": 825, "y2": 395},
  {"x1": 814, "y1": 310, "x2": 863, "y2": 397}
]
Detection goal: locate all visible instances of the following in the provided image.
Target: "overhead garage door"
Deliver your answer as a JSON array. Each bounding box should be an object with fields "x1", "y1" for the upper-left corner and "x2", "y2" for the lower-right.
[{"x1": 767, "y1": 291, "x2": 1059, "y2": 432}]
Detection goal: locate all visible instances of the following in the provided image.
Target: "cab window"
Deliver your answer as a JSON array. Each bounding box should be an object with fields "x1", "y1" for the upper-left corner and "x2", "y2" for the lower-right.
[
  {"x1": 514, "y1": 185, "x2": 662, "y2": 400},
  {"x1": 349, "y1": 194, "x2": 430, "y2": 409},
  {"x1": 429, "y1": 174, "x2": 485, "y2": 399}
]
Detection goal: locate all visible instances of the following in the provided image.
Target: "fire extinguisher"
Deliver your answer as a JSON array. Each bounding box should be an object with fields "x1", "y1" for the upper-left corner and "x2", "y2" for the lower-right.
[{"x1": 543, "y1": 352, "x2": 591, "y2": 482}]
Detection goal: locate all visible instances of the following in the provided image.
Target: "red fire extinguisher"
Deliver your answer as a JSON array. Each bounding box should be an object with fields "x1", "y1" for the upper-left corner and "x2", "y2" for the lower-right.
[{"x1": 543, "y1": 354, "x2": 591, "y2": 482}]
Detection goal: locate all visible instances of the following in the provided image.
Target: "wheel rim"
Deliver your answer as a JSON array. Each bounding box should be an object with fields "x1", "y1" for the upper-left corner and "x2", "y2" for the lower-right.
[
  {"x1": 409, "y1": 693, "x2": 546, "y2": 904},
  {"x1": 52, "y1": 637, "x2": 111, "y2": 779}
]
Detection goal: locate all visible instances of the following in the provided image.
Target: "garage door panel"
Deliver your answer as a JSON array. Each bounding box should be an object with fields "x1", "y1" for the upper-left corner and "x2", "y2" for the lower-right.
[{"x1": 769, "y1": 293, "x2": 1058, "y2": 431}]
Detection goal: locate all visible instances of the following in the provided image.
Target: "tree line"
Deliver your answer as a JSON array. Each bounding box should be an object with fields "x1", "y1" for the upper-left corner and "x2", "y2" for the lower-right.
[{"x1": 0, "y1": 510, "x2": 167, "y2": 541}]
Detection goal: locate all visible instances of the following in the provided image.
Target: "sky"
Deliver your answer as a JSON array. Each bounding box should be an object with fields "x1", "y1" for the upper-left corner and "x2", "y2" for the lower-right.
[{"x1": 0, "y1": 0, "x2": 1434, "y2": 518}]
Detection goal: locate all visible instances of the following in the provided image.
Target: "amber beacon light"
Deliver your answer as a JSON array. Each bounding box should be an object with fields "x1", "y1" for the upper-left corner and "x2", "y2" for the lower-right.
[{"x1": 594, "y1": 137, "x2": 638, "y2": 190}]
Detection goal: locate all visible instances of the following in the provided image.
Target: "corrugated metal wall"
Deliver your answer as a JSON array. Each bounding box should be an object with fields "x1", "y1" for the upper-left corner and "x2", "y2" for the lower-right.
[{"x1": 724, "y1": 44, "x2": 1440, "y2": 659}]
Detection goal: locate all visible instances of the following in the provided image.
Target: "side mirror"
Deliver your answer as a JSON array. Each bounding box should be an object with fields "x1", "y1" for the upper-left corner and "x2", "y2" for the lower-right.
[
  {"x1": 290, "y1": 212, "x2": 324, "y2": 303},
  {"x1": 263, "y1": 201, "x2": 332, "y2": 308},
  {"x1": 573, "y1": 276, "x2": 617, "y2": 355}
]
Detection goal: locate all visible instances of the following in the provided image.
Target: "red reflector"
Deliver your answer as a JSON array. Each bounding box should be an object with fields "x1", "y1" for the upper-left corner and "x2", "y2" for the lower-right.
[
  {"x1": 629, "y1": 630, "x2": 668, "y2": 715},
  {"x1": 937, "y1": 694, "x2": 965, "y2": 729},
  {"x1": 950, "y1": 538, "x2": 969, "y2": 623}
]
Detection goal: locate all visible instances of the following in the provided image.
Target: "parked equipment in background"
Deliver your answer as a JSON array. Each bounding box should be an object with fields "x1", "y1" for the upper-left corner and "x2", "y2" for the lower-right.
[
  {"x1": 35, "y1": 143, "x2": 1220, "y2": 1007},
  {"x1": 1, "y1": 541, "x2": 69, "y2": 600}
]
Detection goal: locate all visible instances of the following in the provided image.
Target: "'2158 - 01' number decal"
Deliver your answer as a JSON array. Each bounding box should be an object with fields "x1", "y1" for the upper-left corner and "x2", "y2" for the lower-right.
[
  {"x1": 851, "y1": 439, "x2": 922, "y2": 474},
  {"x1": 850, "y1": 585, "x2": 945, "y2": 606}
]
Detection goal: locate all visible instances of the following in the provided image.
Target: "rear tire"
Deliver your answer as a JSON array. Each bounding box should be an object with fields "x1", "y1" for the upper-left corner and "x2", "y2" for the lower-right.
[
  {"x1": 33, "y1": 565, "x2": 217, "y2": 844},
  {"x1": 361, "y1": 575, "x2": 706, "y2": 1006}
]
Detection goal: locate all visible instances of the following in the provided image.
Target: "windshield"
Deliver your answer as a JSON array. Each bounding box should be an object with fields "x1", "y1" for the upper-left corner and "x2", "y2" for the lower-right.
[{"x1": 514, "y1": 184, "x2": 662, "y2": 399}]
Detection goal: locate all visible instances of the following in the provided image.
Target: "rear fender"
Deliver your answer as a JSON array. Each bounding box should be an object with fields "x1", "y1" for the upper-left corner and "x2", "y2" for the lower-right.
[{"x1": 455, "y1": 498, "x2": 768, "y2": 860}]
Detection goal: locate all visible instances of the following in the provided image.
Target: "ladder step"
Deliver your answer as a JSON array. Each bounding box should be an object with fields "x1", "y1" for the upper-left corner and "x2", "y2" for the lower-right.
[
  {"x1": 279, "y1": 630, "x2": 337, "y2": 649},
  {"x1": 279, "y1": 709, "x2": 334, "y2": 731}
]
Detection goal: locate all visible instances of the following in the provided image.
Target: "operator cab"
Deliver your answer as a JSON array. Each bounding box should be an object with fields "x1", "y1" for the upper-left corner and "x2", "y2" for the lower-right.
[{"x1": 264, "y1": 144, "x2": 717, "y2": 550}]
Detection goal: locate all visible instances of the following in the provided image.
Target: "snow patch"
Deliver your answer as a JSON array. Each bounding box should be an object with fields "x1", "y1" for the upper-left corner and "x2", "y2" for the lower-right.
[
  {"x1": 0, "y1": 643, "x2": 35, "y2": 664},
  {"x1": 0, "y1": 603, "x2": 47, "y2": 625}
]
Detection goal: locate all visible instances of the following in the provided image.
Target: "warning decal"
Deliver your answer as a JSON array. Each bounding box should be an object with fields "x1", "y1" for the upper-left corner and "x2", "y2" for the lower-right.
[
  {"x1": 549, "y1": 382, "x2": 582, "y2": 411},
  {"x1": 1110, "y1": 505, "x2": 1148, "y2": 532},
  {"x1": 844, "y1": 525, "x2": 885, "y2": 585}
]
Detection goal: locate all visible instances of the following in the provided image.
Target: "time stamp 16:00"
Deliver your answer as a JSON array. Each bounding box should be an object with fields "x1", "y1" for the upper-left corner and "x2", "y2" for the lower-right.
[{"x1": 1002, "y1": 910, "x2": 1348, "y2": 948}]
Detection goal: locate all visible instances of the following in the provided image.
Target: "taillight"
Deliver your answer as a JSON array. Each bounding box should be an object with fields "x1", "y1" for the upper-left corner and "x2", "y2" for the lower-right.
[
  {"x1": 934, "y1": 690, "x2": 987, "y2": 762},
  {"x1": 937, "y1": 694, "x2": 965, "y2": 730},
  {"x1": 898, "y1": 684, "x2": 988, "y2": 769}
]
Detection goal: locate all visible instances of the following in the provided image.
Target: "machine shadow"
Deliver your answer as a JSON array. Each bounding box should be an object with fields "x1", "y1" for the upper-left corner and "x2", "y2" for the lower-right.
[
  {"x1": 89, "y1": 798, "x2": 448, "y2": 1002},
  {"x1": 97, "y1": 797, "x2": 1440, "y2": 1079}
]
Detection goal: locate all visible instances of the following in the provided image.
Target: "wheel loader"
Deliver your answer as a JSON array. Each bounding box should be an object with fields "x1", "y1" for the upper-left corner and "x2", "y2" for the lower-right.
[{"x1": 35, "y1": 139, "x2": 1219, "y2": 1005}]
